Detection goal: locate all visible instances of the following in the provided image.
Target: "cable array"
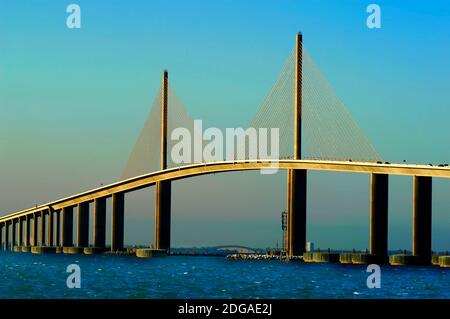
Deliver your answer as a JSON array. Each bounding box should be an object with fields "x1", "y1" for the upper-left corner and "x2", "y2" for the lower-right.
[{"x1": 121, "y1": 44, "x2": 382, "y2": 179}]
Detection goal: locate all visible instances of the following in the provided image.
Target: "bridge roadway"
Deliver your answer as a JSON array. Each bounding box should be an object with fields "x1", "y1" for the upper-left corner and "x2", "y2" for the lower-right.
[{"x1": 1, "y1": 159, "x2": 449, "y2": 222}]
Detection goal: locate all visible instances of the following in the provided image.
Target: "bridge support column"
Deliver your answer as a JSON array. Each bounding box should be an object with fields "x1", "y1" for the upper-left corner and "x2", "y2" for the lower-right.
[
  {"x1": 94, "y1": 198, "x2": 106, "y2": 248},
  {"x1": 62, "y1": 207, "x2": 74, "y2": 247},
  {"x1": 55, "y1": 210, "x2": 61, "y2": 246},
  {"x1": 4, "y1": 221, "x2": 10, "y2": 251},
  {"x1": 25, "y1": 215, "x2": 31, "y2": 247},
  {"x1": 77, "y1": 202, "x2": 89, "y2": 248},
  {"x1": 0, "y1": 223, "x2": 3, "y2": 250},
  {"x1": 112, "y1": 193, "x2": 125, "y2": 251},
  {"x1": 287, "y1": 169, "x2": 307, "y2": 257},
  {"x1": 155, "y1": 181, "x2": 171, "y2": 250},
  {"x1": 32, "y1": 213, "x2": 38, "y2": 246},
  {"x1": 413, "y1": 176, "x2": 432, "y2": 264},
  {"x1": 18, "y1": 218, "x2": 23, "y2": 247},
  {"x1": 47, "y1": 210, "x2": 54, "y2": 247},
  {"x1": 370, "y1": 174, "x2": 389, "y2": 260},
  {"x1": 40, "y1": 210, "x2": 46, "y2": 246},
  {"x1": 11, "y1": 219, "x2": 16, "y2": 250}
]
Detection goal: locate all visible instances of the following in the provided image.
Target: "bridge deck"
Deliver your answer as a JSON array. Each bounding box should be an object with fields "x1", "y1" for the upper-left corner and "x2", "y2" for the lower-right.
[{"x1": 1, "y1": 159, "x2": 449, "y2": 222}]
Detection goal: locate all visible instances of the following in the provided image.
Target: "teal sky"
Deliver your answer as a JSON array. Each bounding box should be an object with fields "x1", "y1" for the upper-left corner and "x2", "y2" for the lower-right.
[{"x1": 1, "y1": 1, "x2": 449, "y2": 250}]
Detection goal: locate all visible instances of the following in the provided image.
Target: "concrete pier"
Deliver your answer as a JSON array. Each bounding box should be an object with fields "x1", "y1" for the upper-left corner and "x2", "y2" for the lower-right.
[
  {"x1": 84, "y1": 247, "x2": 107, "y2": 254},
  {"x1": 21, "y1": 246, "x2": 31, "y2": 253},
  {"x1": 303, "y1": 251, "x2": 340, "y2": 263},
  {"x1": 77, "y1": 202, "x2": 89, "y2": 248},
  {"x1": 288, "y1": 169, "x2": 307, "y2": 257},
  {"x1": 94, "y1": 197, "x2": 106, "y2": 248},
  {"x1": 11, "y1": 219, "x2": 16, "y2": 250},
  {"x1": 112, "y1": 192, "x2": 125, "y2": 251},
  {"x1": 413, "y1": 176, "x2": 432, "y2": 264},
  {"x1": 32, "y1": 213, "x2": 38, "y2": 246},
  {"x1": 155, "y1": 181, "x2": 171, "y2": 250},
  {"x1": 389, "y1": 254, "x2": 423, "y2": 266},
  {"x1": 18, "y1": 218, "x2": 23, "y2": 247},
  {"x1": 25, "y1": 215, "x2": 31, "y2": 247},
  {"x1": 0, "y1": 223, "x2": 4, "y2": 251},
  {"x1": 55, "y1": 210, "x2": 61, "y2": 246},
  {"x1": 369, "y1": 173, "x2": 389, "y2": 263},
  {"x1": 62, "y1": 207, "x2": 74, "y2": 247},
  {"x1": 432, "y1": 255, "x2": 440, "y2": 265},
  {"x1": 47, "y1": 209, "x2": 54, "y2": 247},
  {"x1": 352, "y1": 253, "x2": 388, "y2": 264},
  {"x1": 40, "y1": 210, "x2": 46, "y2": 246},
  {"x1": 339, "y1": 253, "x2": 354, "y2": 264},
  {"x1": 389, "y1": 176, "x2": 433, "y2": 266},
  {"x1": 306, "y1": 251, "x2": 390, "y2": 264},
  {"x1": 136, "y1": 248, "x2": 167, "y2": 258},
  {"x1": 0, "y1": 223, "x2": 3, "y2": 250},
  {"x1": 31, "y1": 246, "x2": 57, "y2": 254},
  {"x1": 63, "y1": 246, "x2": 84, "y2": 254},
  {"x1": 4, "y1": 221, "x2": 9, "y2": 250},
  {"x1": 439, "y1": 256, "x2": 450, "y2": 268}
]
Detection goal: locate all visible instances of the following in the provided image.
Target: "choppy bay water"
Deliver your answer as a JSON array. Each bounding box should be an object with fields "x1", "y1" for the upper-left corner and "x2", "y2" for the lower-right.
[{"x1": 0, "y1": 252, "x2": 449, "y2": 299}]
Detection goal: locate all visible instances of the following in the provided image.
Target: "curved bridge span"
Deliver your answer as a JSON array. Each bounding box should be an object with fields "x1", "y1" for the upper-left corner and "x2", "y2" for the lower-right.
[{"x1": 1, "y1": 159, "x2": 449, "y2": 220}]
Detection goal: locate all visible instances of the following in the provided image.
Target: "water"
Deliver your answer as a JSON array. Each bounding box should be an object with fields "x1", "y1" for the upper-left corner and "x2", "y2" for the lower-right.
[{"x1": 0, "y1": 252, "x2": 449, "y2": 299}]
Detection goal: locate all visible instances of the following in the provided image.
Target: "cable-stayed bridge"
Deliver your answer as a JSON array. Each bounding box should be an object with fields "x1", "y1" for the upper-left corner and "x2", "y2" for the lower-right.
[{"x1": 0, "y1": 34, "x2": 448, "y2": 265}]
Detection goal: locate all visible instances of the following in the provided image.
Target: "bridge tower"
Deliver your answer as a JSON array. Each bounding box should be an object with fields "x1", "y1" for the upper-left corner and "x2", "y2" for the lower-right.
[
  {"x1": 155, "y1": 70, "x2": 172, "y2": 251},
  {"x1": 287, "y1": 32, "x2": 307, "y2": 257}
]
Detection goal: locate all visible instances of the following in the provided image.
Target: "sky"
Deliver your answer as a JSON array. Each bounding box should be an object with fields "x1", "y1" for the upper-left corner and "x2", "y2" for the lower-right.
[{"x1": 0, "y1": 0, "x2": 449, "y2": 250}]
